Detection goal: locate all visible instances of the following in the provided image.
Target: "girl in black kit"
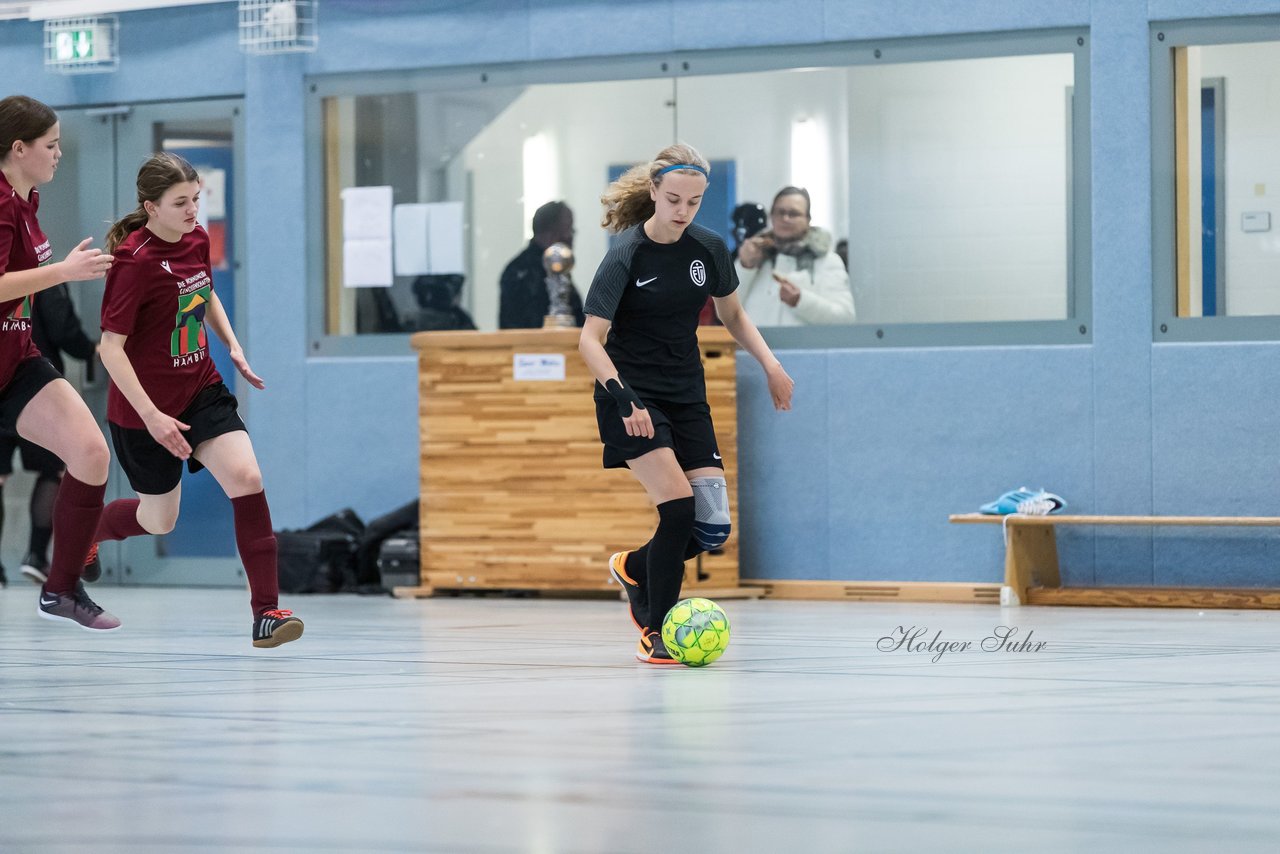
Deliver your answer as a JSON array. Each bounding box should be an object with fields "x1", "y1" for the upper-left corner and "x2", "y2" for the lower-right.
[{"x1": 580, "y1": 143, "x2": 794, "y2": 664}]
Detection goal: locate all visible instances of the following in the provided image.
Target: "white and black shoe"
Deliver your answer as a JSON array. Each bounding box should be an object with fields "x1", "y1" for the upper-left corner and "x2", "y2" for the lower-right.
[
  {"x1": 19, "y1": 552, "x2": 49, "y2": 585},
  {"x1": 252, "y1": 609, "x2": 304, "y2": 648}
]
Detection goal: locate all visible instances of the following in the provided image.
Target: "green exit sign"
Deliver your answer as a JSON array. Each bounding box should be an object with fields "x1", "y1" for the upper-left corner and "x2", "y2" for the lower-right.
[
  {"x1": 53, "y1": 28, "x2": 96, "y2": 61},
  {"x1": 44, "y1": 17, "x2": 118, "y2": 73}
]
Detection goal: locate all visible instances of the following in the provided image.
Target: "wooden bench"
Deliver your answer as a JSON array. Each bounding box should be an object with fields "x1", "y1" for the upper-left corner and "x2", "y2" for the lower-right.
[{"x1": 950, "y1": 513, "x2": 1280, "y2": 609}]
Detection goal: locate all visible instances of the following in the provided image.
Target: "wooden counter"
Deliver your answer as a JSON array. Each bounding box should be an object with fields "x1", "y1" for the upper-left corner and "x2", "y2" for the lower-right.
[{"x1": 403, "y1": 327, "x2": 746, "y2": 597}]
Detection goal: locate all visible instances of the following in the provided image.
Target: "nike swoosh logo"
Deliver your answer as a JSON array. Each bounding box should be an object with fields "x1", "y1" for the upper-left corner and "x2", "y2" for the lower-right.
[
  {"x1": 636, "y1": 277, "x2": 657, "y2": 287},
  {"x1": 40, "y1": 594, "x2": 58, "y2": 607},
  {"x1": 713, "y1": 452, "x2": 722, "y2": 460}
]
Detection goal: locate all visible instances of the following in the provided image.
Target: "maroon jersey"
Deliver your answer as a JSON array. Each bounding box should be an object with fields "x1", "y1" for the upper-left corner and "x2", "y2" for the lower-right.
[
  {"x1": 0, "y1": 171, "x2": 52, "y2": 389},
  {"x1": 101, "y1": 225, "x2": 221, "y2": 429}
]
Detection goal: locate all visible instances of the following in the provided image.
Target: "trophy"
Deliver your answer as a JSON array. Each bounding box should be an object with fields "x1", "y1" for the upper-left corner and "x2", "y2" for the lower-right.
[{"x1": 542, "y1": 242, "x2": 576, "y2": 329}]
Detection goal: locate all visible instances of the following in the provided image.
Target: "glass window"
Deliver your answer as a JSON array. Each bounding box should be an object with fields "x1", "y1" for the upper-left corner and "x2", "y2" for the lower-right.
[
  {"x1": 676, "y1": 54, "x2": 1076, "y2": 326},
  {"x1": 311, "y1": 35, "x2": 1086, "y2": 349},
  {"x1": 321, "y1": 79, "x2": 672, "y2": 336},
  {"x1": 1170, "y1": 40, "x2": 1280, "y2": 318}
]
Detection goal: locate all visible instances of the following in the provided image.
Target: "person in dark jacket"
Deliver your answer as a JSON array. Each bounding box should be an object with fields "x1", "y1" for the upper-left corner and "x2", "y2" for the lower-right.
[
  {"x1": 412, "y1": 274, "x2": 477, "y2": 332},
  {"x1": 1, "y1": 283, "x2": 97, "y2": 586},
  {"x1": 498, "y1": 201, "x2": 586, "y2": 329}
]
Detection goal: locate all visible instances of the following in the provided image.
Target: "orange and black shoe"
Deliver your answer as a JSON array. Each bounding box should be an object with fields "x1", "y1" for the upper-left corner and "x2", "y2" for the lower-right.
[
  {"x1": 81, "y1": 543, "x2": 102, "y2": 584},
  {"x1": 253, "y1": 608, "x2": 305, "y2": 648},
  {"x1": 608, "y1": 550, "x2": 646, "y2": 632},
  {"x1": 636, "y1": 629, "x2": 679, "y2": 665}
]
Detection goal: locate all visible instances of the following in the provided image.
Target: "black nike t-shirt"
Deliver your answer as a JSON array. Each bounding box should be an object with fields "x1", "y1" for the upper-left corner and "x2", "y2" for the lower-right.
[{"x1": 584, "y1": 222, "x2": 737, "y2": 403}]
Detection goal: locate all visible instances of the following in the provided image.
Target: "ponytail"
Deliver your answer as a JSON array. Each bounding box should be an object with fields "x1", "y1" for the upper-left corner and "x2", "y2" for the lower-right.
[
  {"x1": 600, "y1": 142, "x2": 710, "y2": 234},
  {"x1": 105, "y1": 207, "x2": 148, "y2": 254}
]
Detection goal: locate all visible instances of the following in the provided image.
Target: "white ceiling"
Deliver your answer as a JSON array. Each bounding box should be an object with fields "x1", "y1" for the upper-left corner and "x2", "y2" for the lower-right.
[{"x1": 0, "y1": 1, "x2": 222, "y2": 21}]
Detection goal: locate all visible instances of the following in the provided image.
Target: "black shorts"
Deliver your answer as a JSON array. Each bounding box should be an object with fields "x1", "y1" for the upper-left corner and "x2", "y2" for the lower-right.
[
  {"x1": 595, "y1": 395, "x2": 724, "y2": 471},
  {"x1": 109, "y1": 382, "x2": 246, "y2": 495},
  {"x1": 0, "y1": 357, "x2": 62, "y2": 441}
]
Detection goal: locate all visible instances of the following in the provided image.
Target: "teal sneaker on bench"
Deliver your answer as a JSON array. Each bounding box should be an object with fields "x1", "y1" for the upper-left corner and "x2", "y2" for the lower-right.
[{"x1": 980, "y1": 487, "x2": 1066, "y2": 516}]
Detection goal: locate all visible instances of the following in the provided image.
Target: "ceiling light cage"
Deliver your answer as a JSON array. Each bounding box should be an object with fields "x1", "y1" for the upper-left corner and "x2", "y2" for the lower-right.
[{"x1": 238, "y1": 0, "x2": 317, "y2": 55}]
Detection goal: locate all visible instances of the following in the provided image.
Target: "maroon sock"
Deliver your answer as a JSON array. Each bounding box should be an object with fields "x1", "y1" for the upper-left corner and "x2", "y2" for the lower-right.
[
  {"x1": 95, "y1": 499, "x2": 148, "y2": 542},
  {"x1": 45, "y1": 474, "x2": 106, "y2": 595},
  {"x1": 232, "y1": 491, "x2": 279, "y2": 616}
]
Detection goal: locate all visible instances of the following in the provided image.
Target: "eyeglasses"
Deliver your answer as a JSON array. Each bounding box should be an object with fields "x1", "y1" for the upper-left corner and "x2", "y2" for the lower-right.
[{"x1": 772, "y1": 208, "x2": 808, "y2": 220}]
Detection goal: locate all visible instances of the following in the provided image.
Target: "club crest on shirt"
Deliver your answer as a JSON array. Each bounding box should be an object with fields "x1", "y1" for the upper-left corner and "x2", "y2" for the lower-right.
[
  {"x1": 171, "y1": 284, "x2": 210, "y2": 364},
  {"x1": 690, "y1": 259, "x2": 706, "y2": 288},
  {"x1": 2, "y1": 295, "x2": 32, "y2": 332}
]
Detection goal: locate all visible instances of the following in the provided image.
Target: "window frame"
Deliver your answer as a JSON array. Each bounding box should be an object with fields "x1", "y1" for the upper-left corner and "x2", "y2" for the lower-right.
[
  {"x1": 1151, "y1": 16, "x2": 1280, "y2": 342},
  {"x1": 305, "y1": 29, "x2": 1092, "y2": 357}
]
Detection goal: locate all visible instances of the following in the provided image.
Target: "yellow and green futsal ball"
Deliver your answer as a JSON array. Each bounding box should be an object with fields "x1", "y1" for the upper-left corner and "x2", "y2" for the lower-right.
[{"x1": 661, "y1": 597, "x2": 730, "y2": 667}]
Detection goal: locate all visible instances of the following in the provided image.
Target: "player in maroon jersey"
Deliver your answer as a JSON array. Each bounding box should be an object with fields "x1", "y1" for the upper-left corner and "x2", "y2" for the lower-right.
[
  {"x1": 97, "y1": 152, "x2": 302, "y2": 648},
  {"x1": 0, "y1": 95, "x2": 121, "y2": 630}
]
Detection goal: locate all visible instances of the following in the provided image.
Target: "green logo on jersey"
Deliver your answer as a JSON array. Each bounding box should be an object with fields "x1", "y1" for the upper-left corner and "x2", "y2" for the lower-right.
[
  {"x1": 8, "y1": 295, "x2": 31, "y2": 320},
  {"x1": 171, "y1": 287, "x2": 210, "y2": 357}
]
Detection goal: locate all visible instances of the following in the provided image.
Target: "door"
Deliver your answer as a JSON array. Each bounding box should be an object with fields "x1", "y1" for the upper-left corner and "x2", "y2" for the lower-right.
[
  {"x1": 1201, "y1": 79, "x2": 1225, "y2": 316},
  {"x1": 42, "y1": 98, "x2": 247, "y2": 587}
]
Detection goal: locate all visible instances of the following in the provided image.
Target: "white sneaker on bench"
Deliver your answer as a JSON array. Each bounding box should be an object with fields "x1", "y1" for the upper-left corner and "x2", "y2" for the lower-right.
[{"x1": 980, "y1": 487, "x2": 1066, "y2": 516}]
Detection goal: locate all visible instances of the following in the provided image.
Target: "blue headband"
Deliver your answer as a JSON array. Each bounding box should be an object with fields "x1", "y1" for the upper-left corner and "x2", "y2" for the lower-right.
[{"x1": 655, "y1": 163, "x2": 708, "y2": 178}]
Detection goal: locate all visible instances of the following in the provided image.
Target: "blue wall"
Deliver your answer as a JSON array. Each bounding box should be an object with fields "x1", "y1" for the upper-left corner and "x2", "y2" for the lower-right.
[{"x1": 4, "y1": 0, "x2": 1280, "y2": 586}]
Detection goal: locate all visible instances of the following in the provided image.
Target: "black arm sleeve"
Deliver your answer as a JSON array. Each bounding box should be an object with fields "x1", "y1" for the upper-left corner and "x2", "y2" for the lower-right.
[{"x1": 33, "y1": 284, "x2": 96, "y2": 362}]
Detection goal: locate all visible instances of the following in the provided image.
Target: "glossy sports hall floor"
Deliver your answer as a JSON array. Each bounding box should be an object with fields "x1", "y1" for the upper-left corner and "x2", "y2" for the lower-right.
[{"x1": 1, "y1": 587, "x2": 1278, "y2": 853}]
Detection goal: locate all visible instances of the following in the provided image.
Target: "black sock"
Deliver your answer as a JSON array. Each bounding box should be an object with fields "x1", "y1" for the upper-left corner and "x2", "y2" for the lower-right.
[
  {"x1": 28, "y1": 473, "x2": 60, "y2": 559},
  {"x1": 629, "y1": 534, "x2": 704, "y2": 580},
  {"x1": 644, "y1": 497, "x2": 696, "y2": 632},
  {"x1": 627, "y1": 518, "x2": 706, "y2": 628}
]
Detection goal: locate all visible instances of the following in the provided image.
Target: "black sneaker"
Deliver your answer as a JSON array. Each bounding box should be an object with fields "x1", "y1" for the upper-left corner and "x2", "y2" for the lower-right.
[
  {"x1": 37, "y1": 582, "x2": 121, "y2": 631},
  {"x1": 81, "y1": 544, "x2": 102, "y2": 583},
  {"x1": 608, "y1": 551, "x2": 647, "y2": 632},
  {"x1": 0, "y1": 562, "x2": 7, "y2": 588},
  {"x1": 253, "y1": 609, "x2": 304, "y2": 648},
  {"x1": 636, "y1": 629, "x2": 679, "y2": 665},
  {"x1": 19, "y1": 551, "x2": 49, "y2": 585}
]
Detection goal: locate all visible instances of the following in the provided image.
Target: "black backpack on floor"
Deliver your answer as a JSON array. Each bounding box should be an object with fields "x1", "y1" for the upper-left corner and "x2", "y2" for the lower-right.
[{"x1": 276, "y1": 508, "x2": 364, "y2": 594}]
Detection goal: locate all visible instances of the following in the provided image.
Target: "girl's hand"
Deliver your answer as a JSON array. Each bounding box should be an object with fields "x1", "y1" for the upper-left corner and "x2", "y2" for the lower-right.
[
  {"x1": 622, "y1": 404, "x2": 655, "y2": 439},
  {"x1": 765, "y1": 361, "x2": 795, "y2": 411},
  {"x1": 143, "y1": 411, "x2": 193, "y2": 460},
  {"x1": 61, "y1": 238, "x2": 113, "y2": 281},
  {"x1": 230, "y1": 348, "x2": 265, "y2": 389}
]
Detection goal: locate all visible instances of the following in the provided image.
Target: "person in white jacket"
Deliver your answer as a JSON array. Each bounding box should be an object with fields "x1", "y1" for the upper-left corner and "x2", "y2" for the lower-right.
[{"x1": 734, "y1": 187, "x2": 855, "y2": 326}]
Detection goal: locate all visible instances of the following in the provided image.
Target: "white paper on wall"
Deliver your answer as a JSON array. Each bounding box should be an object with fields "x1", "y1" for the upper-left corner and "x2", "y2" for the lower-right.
[
  {"x1": 343, "y1": 238, "x2": 393, "y2": 288},
  {"x1": 342, "y1": 186, "x2": 393, "y2": 241},
  {"x1": 425, "y1": 201, "x2": 464, "y2": 274},
  {"x1": 393, "y1": 205, "x2": 430, "y2": 275},
  {"x1": 392, "y1": 201, "x2": 465, "y2": 276},
  {"x1": 198, "y1": 168, "x2": 227, "y2": 220},
  {"x1": 341, "y1": 186, "x2": 394, "y2": 287}
]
